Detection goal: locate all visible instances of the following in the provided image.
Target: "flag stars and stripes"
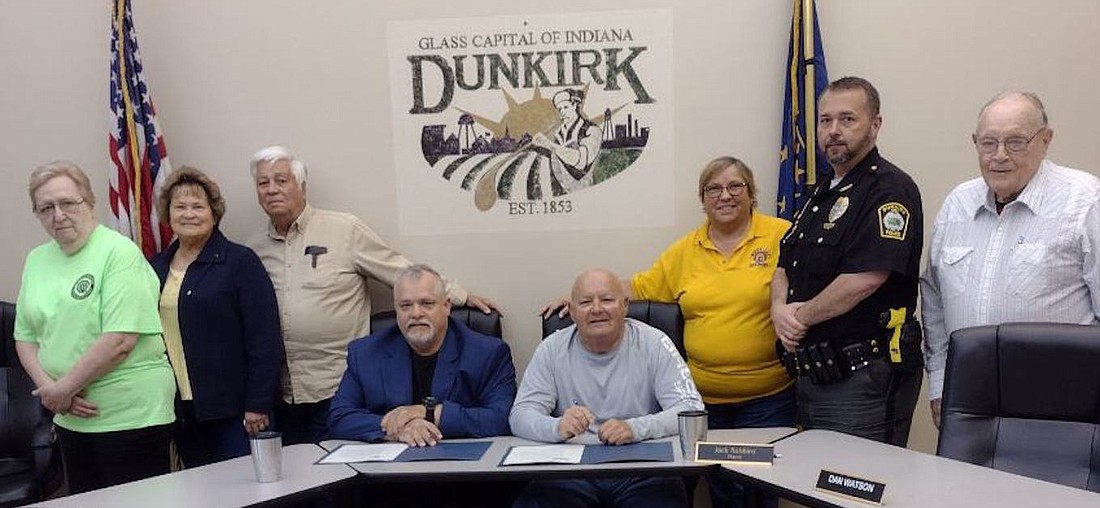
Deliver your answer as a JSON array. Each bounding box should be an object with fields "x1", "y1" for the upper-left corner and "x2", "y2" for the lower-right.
[{"x1": 107, "y1": 0, "x2": 173, "y2": 259}]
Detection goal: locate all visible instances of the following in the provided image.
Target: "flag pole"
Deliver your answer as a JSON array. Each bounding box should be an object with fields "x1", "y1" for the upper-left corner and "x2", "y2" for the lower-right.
[
  {"x1": 114, "y1": 0, "x2": 145, "y2": 250},
  {"x1": 802, "y1": 0, "x2": 817, "y2": 186}
]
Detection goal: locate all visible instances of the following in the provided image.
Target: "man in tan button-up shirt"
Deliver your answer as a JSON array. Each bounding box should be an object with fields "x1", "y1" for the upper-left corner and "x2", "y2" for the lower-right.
[{"x1": 246, "y1": 146, "x2": 498, "y2": 445}]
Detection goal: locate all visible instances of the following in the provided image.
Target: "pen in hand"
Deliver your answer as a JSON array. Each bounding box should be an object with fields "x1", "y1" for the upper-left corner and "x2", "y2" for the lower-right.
[{"x1": 568, "y1": 399, "x2": 599, "y2": 435}]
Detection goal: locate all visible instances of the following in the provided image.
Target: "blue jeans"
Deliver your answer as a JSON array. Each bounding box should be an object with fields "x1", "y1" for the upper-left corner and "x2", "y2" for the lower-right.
[
  {"x1": 705, "y1": 387, "x2": 796, "y2": 508},
  {"x1": 796, "y1": 358, "x2": 921, "y2": 446},
  {"x1": 514, "y1": 477, "x2": 687, "y2": 508}
]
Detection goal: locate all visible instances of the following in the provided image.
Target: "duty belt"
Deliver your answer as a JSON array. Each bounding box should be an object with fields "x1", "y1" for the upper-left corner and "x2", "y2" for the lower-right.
[{"x1": 778, "y1": 338, "x2": 888, "y2": 385}]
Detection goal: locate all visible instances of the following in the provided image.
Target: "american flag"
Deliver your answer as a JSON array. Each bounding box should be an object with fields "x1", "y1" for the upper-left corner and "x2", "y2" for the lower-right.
[{"x1": 108, "y1": 0, "x2": 172, "y2": 258}]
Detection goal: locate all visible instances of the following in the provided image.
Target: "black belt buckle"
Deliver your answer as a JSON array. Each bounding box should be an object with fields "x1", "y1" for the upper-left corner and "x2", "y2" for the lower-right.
[
  {"x1": 842, "y1": 342, "x2": 866, "y2": 372},
  {"x1": 841, "y1": 339, "x2": 884, "y2": 372}
]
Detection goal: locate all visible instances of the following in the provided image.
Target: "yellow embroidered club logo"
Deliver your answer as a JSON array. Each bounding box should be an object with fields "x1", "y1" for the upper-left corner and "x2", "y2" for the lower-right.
[
  {"x1": 878, "y1": 202, "x2": 909, "y2": 241},
  {"x1": 751, "y1": 248, "x2": 771, "y2": 267}
]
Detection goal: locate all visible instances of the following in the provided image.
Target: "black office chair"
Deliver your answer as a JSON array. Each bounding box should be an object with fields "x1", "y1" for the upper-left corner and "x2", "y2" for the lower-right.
[
  {"x1": 369, "y1": 306, "x2": 504, "y2": 338},
  {"x1": 0, "y1": 301, "x2": 63, "y2": 507},
  {"x1": 937, "y1": 322, "x2": 1100, "y2": 492},
  {"x1": 541, "y1": 300, "x2": 686, "y2": 359}
]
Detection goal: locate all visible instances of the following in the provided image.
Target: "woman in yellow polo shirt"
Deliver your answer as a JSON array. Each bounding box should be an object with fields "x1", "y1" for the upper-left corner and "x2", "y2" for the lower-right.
[
  {"x1": 632, "y1": 157, "x2": 793, "y2": 418},
  {"x1": 632, "y1": 156, "x2": 793, "y2": 507}
]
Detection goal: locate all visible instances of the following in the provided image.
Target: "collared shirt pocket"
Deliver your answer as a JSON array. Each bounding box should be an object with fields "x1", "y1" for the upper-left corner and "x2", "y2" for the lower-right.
[
  {"x1": 801, "y1": 218, "x2": 852, "y2": 276},
  {"x1": 298, "y1": 249, "x2": 346, "y2": 290},
  {"x1": 938, "y1": 246, "x2": 974, "y2": 299},
  {"x1": 1007, "y1": 243, "x2": 1051, "y2": 296}
]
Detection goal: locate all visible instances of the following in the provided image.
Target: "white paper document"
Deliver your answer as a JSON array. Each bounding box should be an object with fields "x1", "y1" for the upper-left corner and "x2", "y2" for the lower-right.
[
  {"x1": 501, "y1": 444, "x2": 584, "y2": 465},
  {"x1": 317, "y1": 443, "x2": 408, "y2": 464}
]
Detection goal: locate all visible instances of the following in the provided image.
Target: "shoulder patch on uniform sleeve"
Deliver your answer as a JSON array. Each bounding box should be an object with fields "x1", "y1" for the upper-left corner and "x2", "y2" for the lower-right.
[{"x1": 878, "y1": 202, "x2": 909, "y2": 241}]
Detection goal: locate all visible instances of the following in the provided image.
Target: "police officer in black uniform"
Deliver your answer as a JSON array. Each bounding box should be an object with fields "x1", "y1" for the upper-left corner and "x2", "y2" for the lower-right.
[{"x1": 770, "y1": 77, "x2": 924, "y2": 446}]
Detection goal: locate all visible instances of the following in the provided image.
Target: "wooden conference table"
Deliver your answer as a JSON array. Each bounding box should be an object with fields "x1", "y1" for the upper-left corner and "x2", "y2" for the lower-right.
[
  {"x1": 35, "y1": 444, "x2": 358, "y2": 508},
  {"x1": 720, "y1": 429, "x2": 1100, "y2": 508},
  {"x1": 320, "y1": 427, "x2": 798, "y2": 483}
]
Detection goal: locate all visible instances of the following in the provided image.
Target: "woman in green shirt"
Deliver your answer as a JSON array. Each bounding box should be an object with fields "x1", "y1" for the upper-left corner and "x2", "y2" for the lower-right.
[{"x1": 14, "y1": 161, "x2": 176, "y2": 494}]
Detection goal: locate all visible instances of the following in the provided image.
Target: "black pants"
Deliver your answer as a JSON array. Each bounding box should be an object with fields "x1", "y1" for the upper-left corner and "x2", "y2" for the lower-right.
[
  {"x1": 797, "y1": 357, "x2": 922, "y2": 446},
  {"x1": 57, "y1": 424, "x2": 172, "y2": 494},
  {"x1": 275, "y1": 399, "x2": 331, "y2": 445}
]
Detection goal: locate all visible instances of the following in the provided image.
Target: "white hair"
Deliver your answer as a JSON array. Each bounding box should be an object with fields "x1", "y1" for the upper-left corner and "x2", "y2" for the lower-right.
[{"x1": 249, "y1": 145, "x2": 308, "y2": 185}]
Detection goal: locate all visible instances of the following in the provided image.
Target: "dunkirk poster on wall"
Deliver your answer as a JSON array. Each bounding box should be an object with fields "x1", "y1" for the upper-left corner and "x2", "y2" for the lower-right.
[{"x1": 387, "y1": 9, "x2": 674, "y2": 235}]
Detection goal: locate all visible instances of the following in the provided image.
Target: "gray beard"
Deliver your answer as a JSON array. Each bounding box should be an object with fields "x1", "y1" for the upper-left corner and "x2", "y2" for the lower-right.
[
  {"x1": 827, "y1": 151, "x2": 852, "y2": 166},
  {"x1": 404, "y1": 326, "x2": 436, "y2": 349}
]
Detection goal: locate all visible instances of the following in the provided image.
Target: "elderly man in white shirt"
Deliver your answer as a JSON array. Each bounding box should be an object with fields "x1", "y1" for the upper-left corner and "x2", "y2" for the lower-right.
[{"x1": 921, "y1": 91, "x2": 1100, "y2": 427}]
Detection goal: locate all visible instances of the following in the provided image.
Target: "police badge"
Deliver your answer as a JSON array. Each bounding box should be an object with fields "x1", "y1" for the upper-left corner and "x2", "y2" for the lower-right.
[
  {"x1": 827, "y1": 196, "x2": 849, "y2": 223},
  {"x1": 878, "y1": 202, "x2": 909, "y2": 240}
]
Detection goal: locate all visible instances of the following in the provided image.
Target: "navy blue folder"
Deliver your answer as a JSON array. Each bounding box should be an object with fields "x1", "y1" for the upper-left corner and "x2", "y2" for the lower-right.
[
  {"x1": 579, "y1": 441, "x2": 673, "y2": 464},
  {"x1": 393, "y1": 441, "x2": 492, "y2": 462}
]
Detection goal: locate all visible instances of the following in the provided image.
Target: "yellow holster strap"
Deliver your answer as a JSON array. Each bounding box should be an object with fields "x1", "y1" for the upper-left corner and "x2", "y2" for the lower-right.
[{"x1": 886, "y1": 307, "x2": 907, "y2": 363}]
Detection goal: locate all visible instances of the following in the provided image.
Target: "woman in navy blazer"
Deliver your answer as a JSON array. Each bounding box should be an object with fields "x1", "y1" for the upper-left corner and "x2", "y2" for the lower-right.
[{"x1": 151, "y1": 167, "x2": 284, "y2": 467}]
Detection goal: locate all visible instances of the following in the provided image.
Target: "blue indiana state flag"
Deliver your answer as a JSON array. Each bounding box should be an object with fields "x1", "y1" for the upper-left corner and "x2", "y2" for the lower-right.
[{"x1": 777, "y1": 0, "x2": 829, "y2": 220}]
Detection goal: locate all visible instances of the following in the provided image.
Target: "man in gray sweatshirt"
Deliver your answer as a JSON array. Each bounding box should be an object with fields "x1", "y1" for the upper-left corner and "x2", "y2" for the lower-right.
[{"x1": 510, "y1": 268, "x2": 703, "y2": 508}]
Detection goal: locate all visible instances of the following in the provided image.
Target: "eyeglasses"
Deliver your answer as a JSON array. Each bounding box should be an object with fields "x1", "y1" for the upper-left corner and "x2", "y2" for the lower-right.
[
  {"x1": 703, "y1": 182, "x2": 748, "y2": 199},
  {"x1": 34, "y1": 198, "x2": 86, "y2": 218},
  {"x1": 974, "y1": 128, "x2": 1044, "y2": 155}
]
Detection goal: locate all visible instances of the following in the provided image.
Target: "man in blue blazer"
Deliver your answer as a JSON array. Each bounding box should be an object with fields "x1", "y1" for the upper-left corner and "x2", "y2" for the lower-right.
[{"x1": 328, "y1": 264, "x2": 516, "y2": 445}]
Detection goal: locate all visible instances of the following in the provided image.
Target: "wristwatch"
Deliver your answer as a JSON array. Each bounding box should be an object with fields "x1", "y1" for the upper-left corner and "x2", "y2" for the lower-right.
[{"x1": 422, "y1": 396, "x2": 438, "y2": 424}]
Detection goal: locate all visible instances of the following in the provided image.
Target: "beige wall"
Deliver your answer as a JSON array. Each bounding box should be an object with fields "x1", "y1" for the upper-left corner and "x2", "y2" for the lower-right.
[{"x1": 2, "y1": 1, "x2": 1098, "y2": 456}]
